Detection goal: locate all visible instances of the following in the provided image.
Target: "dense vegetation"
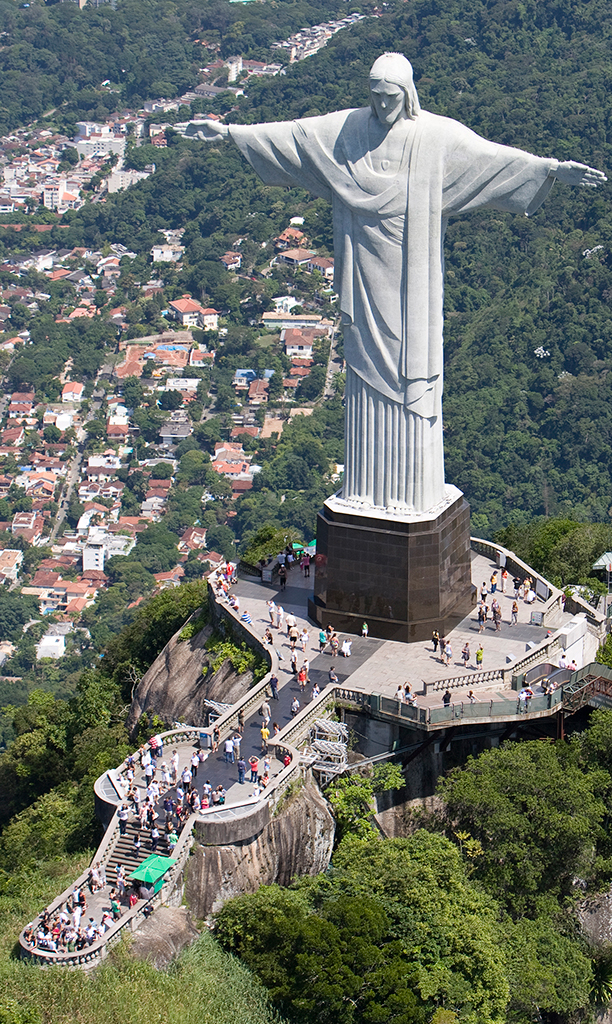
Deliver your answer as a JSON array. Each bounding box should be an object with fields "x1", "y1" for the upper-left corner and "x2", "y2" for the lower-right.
[
  {"x1": 216, "y1": 717, "x2": 612, "y2": 1024},
  {"x1": 0, "y1": 0, "x2": 352, "y2": 133}
]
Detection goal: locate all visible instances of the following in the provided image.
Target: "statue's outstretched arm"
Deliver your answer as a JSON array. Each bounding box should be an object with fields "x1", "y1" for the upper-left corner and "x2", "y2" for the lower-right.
[
  {"x1": 187, "y1": 120, "x2": 230, "y2": 140},
  {"x1": 553, "y1": 160, "x2": 607, "y2": 187}
]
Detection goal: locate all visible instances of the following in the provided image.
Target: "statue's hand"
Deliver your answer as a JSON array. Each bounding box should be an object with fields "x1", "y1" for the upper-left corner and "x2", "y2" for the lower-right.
[
  {"x1": 185, "y1": 120, "x2": 230, "y2": 141},
  {"x1": 555, "y1": 160, "x2": 607, "y2": 187}
]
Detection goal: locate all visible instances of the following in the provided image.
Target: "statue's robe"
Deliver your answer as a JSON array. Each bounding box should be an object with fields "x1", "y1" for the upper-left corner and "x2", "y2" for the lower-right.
[{"x1": 230, "y1": 109, "x2": 557, "y2": 511}]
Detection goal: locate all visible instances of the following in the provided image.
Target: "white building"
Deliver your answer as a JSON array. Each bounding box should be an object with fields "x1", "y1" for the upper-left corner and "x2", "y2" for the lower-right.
[
  {"x1": 82, "y1": 527, "x2": 135, "y2": 571},
  {"x1": 36, "y1": 634, "x2": 65, "y2": 660},
  {"x1": 107, "y1": 168, "x2": 153, "y2": 193},
  {"x1": 151, "y1": 243, "x2": 184, "y2": 263}
]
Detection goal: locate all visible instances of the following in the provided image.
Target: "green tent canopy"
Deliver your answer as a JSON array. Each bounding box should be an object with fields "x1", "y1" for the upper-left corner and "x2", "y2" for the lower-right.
[{"x1": 128, "y1": 854, "x2": 175, "y2": 893}]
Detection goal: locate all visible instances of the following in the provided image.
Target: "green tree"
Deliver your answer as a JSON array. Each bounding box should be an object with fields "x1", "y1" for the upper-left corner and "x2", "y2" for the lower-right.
[{"x1": 437, "y1": 740, "x2": 609, "y2": 914}]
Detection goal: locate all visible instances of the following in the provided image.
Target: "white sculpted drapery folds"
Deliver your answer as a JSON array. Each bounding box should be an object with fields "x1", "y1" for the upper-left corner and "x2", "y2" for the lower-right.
[{"x1": 193, "y1": 54, "x2": 605, "y2": 514}]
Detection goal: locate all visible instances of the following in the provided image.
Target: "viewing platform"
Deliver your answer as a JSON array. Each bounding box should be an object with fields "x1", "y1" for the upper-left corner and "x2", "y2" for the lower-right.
[{"x1": 19, "y1": 538, "x2": 608, "y2": 967}]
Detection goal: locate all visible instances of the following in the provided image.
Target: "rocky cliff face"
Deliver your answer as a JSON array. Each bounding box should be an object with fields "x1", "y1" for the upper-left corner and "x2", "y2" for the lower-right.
[
  {"x1": 127, "y1": 616, "x2": 255, "y2": 732},
  {"x1": 185, "y1": 781, "x2": 335, "y2": 919}
]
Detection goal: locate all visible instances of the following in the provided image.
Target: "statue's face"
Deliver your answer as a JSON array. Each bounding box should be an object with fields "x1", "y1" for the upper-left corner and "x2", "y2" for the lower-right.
[{"x1": 370, "y1": 79, "x2": 406, "y2": 125}]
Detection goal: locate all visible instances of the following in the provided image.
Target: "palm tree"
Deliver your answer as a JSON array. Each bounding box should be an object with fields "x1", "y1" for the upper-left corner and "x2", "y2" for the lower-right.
[{"x1": 590, "y1": 946, "x2": 612, "y2": 1012}]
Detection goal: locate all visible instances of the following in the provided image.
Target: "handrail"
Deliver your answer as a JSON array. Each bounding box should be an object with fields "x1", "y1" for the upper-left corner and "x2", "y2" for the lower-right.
[{"x1": 471, "y1": 536, "x2": 606, "y2": 631}]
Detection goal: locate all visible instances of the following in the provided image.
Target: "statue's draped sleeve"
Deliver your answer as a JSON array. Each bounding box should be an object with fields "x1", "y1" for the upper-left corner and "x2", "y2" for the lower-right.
[
  {"x1": 403, "y1": 113, "x2": 557, "y2": 383},
  {"x1": 230, "y1": 111, "x2": 558, "y2": 390},
  {"x1": 229, "y1": 119, "x2": 334, "y2": 200}
]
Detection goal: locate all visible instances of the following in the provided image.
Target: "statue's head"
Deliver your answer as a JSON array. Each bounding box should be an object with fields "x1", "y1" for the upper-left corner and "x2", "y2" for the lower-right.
[{"x1": 369, "y1": 53, "x2": 420, "y2": 124}]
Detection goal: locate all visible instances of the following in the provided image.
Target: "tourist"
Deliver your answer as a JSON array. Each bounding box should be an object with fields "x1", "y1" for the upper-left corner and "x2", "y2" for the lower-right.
[
  {"x1": 404, "y1": 684, "x2": 417, "y2": 707},
  {"x1": 330, "y1": 633, "x2": 339, "y2": 657},
  {"x1": 285, "y1": 612, "x2": 297, "y2": 636},
  {"x1": 237, "y1": 757, "x2": 246, "y2": 784},
  {"x1": 511, "y1": 600, "x2": 519, "y2": 626},
  {"x1": 341, "y1": 639, "x2": 352, "y2": 657},
  {"x1": 224, "y1": 737, "x2": 234, "y2": 764},
  {"x1": 118, "y1": 803, "x2": 129, "y2": 836},
  {"x1": 116, "y1": 863, "x2": 126, "y2": 898},
  {"x1": 300, "y1": 628, "x2": 309, "y2": 652},
  {"x1": 432, "y1": 629, "x2": 440, "y2": 653},
  {"x1": 248, "y1": 755, "x2": 259, "y2": 782},
  {"x1": 170, "y1": 749, "x2": 179, "y2": 784},
  {"x1": 461, "y1": 642, "x2": 470, "y2": 668},
  {"x1": 298, "y1": 666, "x2": 308, "y2": 691},
  {"x1": 442, "y1": 689, "x2": 452, "y2": 707},
  {"x1": 267, "y1": 599, "x2": 276, "y2": 624},
  {"x1": 477, "y1": 603, "x2": 487, "y2": 633},
  {"x1": 291, "y1": 696, "x2": 300, "y2": 716},
  {"x1": 260, "y1": 699, "x2": 271, "y2": 725},
  {"x1": 476, "y1": 644, "x2": 484, "y2": 669},
  {"x1": 490, "y1": 571, "x2": 498, "y2": 593},
  {"x1": 492, "y1": 601, "x2": 502, "y2": 632},
  {"x1": 289, "y1": 623, "x2": 299, "y2": 649},
  {"x1": 362, "y1": 622, "x2": 369, "y2": 638},
  {"x1": 319, "y1": 629, "x2": 327, "y2": 652},
  {"x1": 394, "y1": 684, "x2": 405, "y2": 703},
  {"x1": 150, "y1": 826, "x2": 160, "y2": 852},
  {"x1": 513, "y1": 575, "x2": 521, "y2": 596},
  {"x1": 260, "y1": 723, "x2": 270, "y2": 753},
  {"x1": 329, "y1": 667, "x2": 339, "y2": 685},
  {"x1": 133, "y1": 833, "x2": 141, "y2": 856},
  {"x1": 444, "y1": 641, "x2": 452, "y2": 667},
  {"x1": 559, "y1": 652, "x2": 568, "y2": 669},
  {"x1": 269, "y1": 674, "x2": 279, "y2": 700},
  {"x1": 276, "y1": 605, "x2": 284, "y2": 630},
  {"x1": 501, "y1": 569, "x2": 508, "y2": 593},
  {"x1": 278, "y1": 563, "x2": 287, "y2": 590},
  {"x1": 290, "y1": 649, "x2": 299, "y2": 675},
  {"x1": 264, "y1": 627, "x2": 274, "y2": 645},
  {"x1": 212, "y1": 725, "x2": 220, "y2": 752},
  {"x1": 311, "y1": 682, "x2": 320, "y2": 700},
  {"x1": 467, "y1": 689, "x2": 476, "y2": 703},
  {"x1": 240, "y1": 611, "x2": 253, "y2": 624},
  {"x1": 190, "y1": 750, "x2": 200, "y2": 778},
  {"x1": 480, "y1": 582, "x2": 487, "y2": 603},
  {"x1": 232, "y1": 733, "x2": 241, "y2": 760}
]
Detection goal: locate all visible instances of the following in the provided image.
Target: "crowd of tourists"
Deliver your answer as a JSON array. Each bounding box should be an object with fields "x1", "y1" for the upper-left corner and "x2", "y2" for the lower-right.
[{"x1": 22, "y1": 866, "x2": 154, "y2": 955}]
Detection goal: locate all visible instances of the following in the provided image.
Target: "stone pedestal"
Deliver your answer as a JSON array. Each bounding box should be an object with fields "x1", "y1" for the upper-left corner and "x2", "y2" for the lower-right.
[{"x1": 308, "y1": 487, "x2": 475, "y2": 642}]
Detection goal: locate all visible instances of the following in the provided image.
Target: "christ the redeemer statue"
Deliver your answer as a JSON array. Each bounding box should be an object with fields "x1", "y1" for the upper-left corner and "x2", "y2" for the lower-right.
[{"x1": 193, "y1": 53, "x2": 605, "y2": 515}]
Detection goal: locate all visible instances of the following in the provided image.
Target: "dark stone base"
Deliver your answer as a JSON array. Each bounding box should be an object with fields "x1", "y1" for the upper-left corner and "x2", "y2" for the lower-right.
[{"x1": 309, "y1": 493, "x2": 476, "y2": 643}]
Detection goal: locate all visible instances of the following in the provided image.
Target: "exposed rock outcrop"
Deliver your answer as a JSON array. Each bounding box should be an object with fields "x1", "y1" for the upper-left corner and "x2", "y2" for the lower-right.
[
  {"x1": 129, "y1": 906, "x2": 200, "y2": 968},
  {"x1": 127, "y1": 616, "x2": 257, "y2": 732},
  {"x1": 185, "y1": 781, "x2": 335, "y2": 919}
]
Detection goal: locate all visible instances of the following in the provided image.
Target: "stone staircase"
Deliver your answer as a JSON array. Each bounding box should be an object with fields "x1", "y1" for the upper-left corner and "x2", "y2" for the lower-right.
[{"x1": 105, "y1": 820, "x2": 174, "y2": 881}]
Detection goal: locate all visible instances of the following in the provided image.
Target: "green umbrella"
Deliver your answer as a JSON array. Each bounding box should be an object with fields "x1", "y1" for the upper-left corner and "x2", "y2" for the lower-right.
[{"x1": 128, "y1": 854, "x2": 175, "y2": 884}]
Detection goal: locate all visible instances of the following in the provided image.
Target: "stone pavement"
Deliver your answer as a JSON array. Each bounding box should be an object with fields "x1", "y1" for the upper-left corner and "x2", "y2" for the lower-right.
[{"x1": 230, "y1": 553, "x2": 576, "y2": 706}]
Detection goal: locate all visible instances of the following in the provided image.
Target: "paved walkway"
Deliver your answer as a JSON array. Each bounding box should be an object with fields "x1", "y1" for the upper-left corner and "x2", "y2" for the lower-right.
[{"x1": 229, "y1": 553, "x2": 576, "y2": 708}]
